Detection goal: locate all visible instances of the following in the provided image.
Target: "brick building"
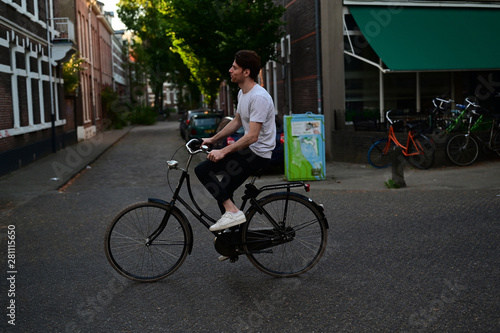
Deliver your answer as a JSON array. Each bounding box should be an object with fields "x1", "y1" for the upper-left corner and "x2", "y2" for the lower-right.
[
  {"x1": 245, "y1": 0, "x2": 500, "y2": 163},
  {"x1": 0, "y1": 0, "x2": 75, "y2": 175},
  {"x1": 72, "y1": 0, "x2": 112, "y2": 140},
  {"x1": 0, "y1": 0, "x2": 128, "y2": 176}
]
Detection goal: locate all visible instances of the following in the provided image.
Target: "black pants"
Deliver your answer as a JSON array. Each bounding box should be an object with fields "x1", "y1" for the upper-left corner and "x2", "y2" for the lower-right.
[{"x1": 194, "y1": 148, "x2": 270, "y2": 214}]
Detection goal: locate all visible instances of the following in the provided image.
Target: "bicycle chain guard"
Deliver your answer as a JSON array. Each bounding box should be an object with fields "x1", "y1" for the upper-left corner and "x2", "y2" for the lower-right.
[
  {"x1": 214, "y1": 227, "x2": 296, "y2": 260},
  {"x1": 214, "y1": 229, "x2": 241, "y2": 257}
]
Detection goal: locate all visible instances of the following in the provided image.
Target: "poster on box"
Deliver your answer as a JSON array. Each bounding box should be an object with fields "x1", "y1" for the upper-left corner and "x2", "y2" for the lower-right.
[{"x1": 284, "y1": 113, "x2": 326, "y2": 181}]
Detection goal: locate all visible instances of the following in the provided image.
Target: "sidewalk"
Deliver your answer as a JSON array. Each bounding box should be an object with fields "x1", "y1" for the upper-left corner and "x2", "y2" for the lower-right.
[
  {"x1": 0, "y1": 127, "x2": 131, "y2": 219},
  {"x1": 2, "y1": 124, "x2": 500, "y2": 218}
]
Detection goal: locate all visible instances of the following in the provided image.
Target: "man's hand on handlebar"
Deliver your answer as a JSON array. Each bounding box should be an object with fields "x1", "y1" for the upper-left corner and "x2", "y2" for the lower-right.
[
  {"x1": 186, "y1": 137, "x2": 225, "y2": 162},
  {"x1": 201, "y1": 137, "x2": 214, "y2": 147},
  {"x1": 207, "y1": 148, "x2": 226, "y2": 163}
]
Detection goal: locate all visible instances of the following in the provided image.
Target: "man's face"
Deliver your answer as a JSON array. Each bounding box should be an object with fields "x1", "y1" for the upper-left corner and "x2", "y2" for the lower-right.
[{"x1": 229, "y1": 60, "x2": 247, "y2": 84}]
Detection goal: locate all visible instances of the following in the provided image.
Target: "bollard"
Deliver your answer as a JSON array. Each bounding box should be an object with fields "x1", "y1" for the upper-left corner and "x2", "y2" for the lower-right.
[{"x1": 391, "y1": 146, "x2": 406, "y2": 188}]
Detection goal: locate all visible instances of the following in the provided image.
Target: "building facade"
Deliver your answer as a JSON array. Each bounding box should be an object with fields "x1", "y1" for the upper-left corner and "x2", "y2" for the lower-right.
[
  {"x1": 111, "y1": 30, "x2": 128, "y2": 96},
  {"x1": 0, "y1": 0, "x2": 129, "y2": 176},
  {"x1": 0, "y1": 0, "x2": 76, "y2": 175},
  {"x1": 262, "y1": 0, "x2": 500, "y2": 162}
]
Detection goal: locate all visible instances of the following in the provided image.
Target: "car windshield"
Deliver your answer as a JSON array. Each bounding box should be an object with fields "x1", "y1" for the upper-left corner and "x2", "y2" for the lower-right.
[{"x1": 194, "y1": 117, "x2": 219, "y2": 126}]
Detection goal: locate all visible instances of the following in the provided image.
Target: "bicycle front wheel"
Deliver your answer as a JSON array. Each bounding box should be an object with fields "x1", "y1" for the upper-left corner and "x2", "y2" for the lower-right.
[
  {"x1": 105, "y1": 202, "x2": 191, "y2": 282},
  {"x1": 446, "y1": 134, "x2": 479, "y2": 166},
  {"x1": 368, "y1": 139, "x2": 393, "y2": 168},
  {"x1": 241, "y1": 193, "x2": 328, "y2": 277},
  {"x1": 408, "y1": 135, "x2": 436, "y2": 170}
]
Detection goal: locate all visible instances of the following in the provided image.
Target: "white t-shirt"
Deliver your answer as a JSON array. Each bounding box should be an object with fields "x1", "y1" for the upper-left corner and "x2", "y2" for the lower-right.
[{"x1": 237, "y1": 84, "x2": 276, "y2": 159}]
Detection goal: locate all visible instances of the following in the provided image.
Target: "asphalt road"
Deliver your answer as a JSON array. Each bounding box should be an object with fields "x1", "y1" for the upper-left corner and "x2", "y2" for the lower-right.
[{"x1": 1, "y1": 121, "x2": 499, "y2": 332}]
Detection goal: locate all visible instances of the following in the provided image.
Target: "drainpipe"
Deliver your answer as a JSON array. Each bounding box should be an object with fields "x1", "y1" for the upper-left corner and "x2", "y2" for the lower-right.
[
  {"x1": 45, "y1": 0, "x2": 56, "y2": 152},
  {"x1": 88, "y1": 1, "x2": 96, "y2": 130},
  {"x1": 315, "y1": 0, "x2": 323, "y2": 114}
]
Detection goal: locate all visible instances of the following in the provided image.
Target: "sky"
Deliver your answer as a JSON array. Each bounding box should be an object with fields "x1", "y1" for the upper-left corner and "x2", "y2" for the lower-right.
[{"x1": 100, "y1": 0, "x2": 127, "y2": 31}]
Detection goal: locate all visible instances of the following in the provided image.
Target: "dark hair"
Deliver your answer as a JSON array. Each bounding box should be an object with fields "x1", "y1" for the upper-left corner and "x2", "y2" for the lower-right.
[{"x1": 234, "y1": 50, "x2": 261, "y2": 80}]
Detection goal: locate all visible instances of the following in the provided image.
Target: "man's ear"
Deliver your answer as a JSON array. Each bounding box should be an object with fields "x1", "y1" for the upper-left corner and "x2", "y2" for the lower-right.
[{"x1": 243, "y1": 68, "x2": 251, "y2": 77}]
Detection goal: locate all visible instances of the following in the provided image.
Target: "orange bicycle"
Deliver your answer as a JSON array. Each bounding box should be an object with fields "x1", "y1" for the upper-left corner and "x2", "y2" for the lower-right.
[{"x1": 367, "y1": 111, "x2": 436, "y2": 169}]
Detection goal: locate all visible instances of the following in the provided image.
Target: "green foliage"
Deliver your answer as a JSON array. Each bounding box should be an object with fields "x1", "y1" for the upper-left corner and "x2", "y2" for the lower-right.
[
  {"x1": 164, "y1": 0, "x2": 286, "y2": 107},
  {"x1": 117, "y1": 0, "x2": 286, "y2": 109},
  {"x1": 384, "y1": 179, "x2": 401, "y2": 189},
  {"x1": 128, "y1": 106, "x2": 157, "y2": 125},
  {"x1": 62, "y1": 53, "x2": 85, "y2": 95},
  {"x1": 101, "y1": 86, "x2": 129, "y2": 129},
  {"x1": 101, "y1": 86, "x2": 118, "y2": 112},
  {"x1": 118, "y1": 0, "x2": 180, "y2": 111},
  {"x1": 101, "y1": 85, "x2": 157, "y2": 128}
]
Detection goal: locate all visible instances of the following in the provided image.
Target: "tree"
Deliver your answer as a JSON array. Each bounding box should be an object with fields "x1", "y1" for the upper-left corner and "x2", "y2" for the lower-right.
[
  {"x1": 62, "y1": 53, "x2": 85, "y2": 95},
  {"x1": 164, "y1": 0, "x2": 286, "y2": 108},
  {"x1": 118, "y1": 0, "x2": 188, "y2": 112},
  {"x1": 118, "y1": 0, "x2": 286, "y2": 111}
]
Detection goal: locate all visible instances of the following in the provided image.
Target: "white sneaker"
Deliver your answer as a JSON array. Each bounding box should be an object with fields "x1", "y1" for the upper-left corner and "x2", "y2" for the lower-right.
[
  {"x1": 209, "y1": 211, "x2": 246, "y2": 231},
  {"x1": 218, "y1": 255, "x2": 230, "y2": 261}
]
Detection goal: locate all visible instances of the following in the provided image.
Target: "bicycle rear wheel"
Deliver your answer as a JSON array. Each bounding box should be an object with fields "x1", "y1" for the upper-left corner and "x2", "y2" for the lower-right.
[
  {"x1": 408, "y1": 135, "x2": 436, "y2": 170},
  {"x1": 241, "y1": 192, "x2": 328, "y2": 277},
  {"x1": 446, "y1": 134, "x2": 479, "y2": 166},
  {"x1": 493, "y1": 130, "x2": 500, "y2": 157},
  {"x1": 367, "y1": 139, "x2": 393, "y2": 168},
  {"x1": 105, "y1": 202, "x2": 191, "y2": 282}
]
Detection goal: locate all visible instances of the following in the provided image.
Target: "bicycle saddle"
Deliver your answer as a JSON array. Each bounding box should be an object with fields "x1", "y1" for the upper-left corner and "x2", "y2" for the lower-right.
[
  {"x1": 405, "y1": 120, "x2": 424, "y2": 130},
  {"x1": 250, "y1": 168, "x2": 265, "y2": 178}
]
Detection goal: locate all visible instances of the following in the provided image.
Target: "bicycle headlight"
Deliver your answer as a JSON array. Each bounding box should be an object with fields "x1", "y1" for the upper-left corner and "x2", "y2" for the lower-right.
[{"x1": 167, "y1": 160, "x2": 179, "y2": 170}]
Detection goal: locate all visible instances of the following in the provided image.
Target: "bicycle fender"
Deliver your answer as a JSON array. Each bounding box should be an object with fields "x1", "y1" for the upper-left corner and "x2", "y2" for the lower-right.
[
  {"x1": 253, "y1": 192, "x2": 329, "y2": 229},
  {"x1": 302, "y1": 194, "x2": 329, "y2": 229},
  {"x1": 147, "y1": 198, "x2": 194, "y2": 255}
]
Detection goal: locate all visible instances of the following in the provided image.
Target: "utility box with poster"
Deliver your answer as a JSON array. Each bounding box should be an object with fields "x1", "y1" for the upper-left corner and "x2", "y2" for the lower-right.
[{"x1": 284, "y1": 112, "x2": 326, "y2": 181}]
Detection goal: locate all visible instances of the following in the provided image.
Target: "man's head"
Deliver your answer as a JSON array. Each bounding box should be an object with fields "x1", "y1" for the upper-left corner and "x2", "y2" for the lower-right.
[{"x1": 234, "y1": 50, "x2": 261, "y2": 80}]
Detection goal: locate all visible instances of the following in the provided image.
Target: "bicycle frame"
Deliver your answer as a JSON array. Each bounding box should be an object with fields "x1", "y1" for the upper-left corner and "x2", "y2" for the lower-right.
[
  {"x1": 383, "y1": 111, "x2": 424, "y2": 157},
  {"x1": 146, "y1": 140, "x2": 312, "y2": 244},
  {"x1": 384, "y1": 126, "x2": 422, "y2": 157}
]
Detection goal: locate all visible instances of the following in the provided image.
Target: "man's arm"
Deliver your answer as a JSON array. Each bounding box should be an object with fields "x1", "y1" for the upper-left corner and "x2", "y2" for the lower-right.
[
  {"x1": 206, "y1": 120, "x2": 262, "y2": 163},
  {"x1": 203, "y1": 114, "x2": 242, "y2": 146}
]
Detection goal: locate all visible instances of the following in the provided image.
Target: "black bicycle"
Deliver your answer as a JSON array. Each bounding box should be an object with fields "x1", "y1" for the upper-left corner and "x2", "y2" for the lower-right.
[{"x1": 104, "y1": 139, "x2": 328, "y2": 281}]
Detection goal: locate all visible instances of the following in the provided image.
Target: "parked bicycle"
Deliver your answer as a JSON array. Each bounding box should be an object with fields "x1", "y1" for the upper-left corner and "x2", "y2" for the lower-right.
[
  {"x1": 104, "y1": 139, "x2": 329, "y2": 281},
  {"x1": 446, "y1": 107, "x2": 500, "y2": 166},
  {"x1": 427, "y1": 97, "x2": 454, "y2": 134},
  {"x1": 425, "y1": 96, "x2": 492, "y2": 135},
  {"x1": 367, "y1": 110, "x2": 436, "y2": 169},
  {"x1": 444, "y1": 97, "x2": 493, "y2": 134}
]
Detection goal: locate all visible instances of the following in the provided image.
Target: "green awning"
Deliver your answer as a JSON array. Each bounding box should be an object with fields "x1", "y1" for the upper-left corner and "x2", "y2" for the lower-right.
[{"x1": 349, "y1": 6, "x2": 500, "y2": 71}]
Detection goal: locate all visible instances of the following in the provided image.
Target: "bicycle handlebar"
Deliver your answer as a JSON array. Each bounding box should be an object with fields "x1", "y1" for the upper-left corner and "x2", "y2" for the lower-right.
[
  {"x1": 186, "y1": 138, "x2": 210, "y2": 155},
  {"x1": 465, "y1": 97, "x2": 480, "y2": 108},
  {"x1": 432, "y1": 97, "x2": 453, "y2": 109},
  {"x1": 385, "y1": 110, "x2": 394, "y2": 124}
]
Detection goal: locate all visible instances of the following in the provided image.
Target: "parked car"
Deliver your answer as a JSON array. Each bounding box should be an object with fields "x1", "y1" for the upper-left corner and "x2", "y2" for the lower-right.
[
  {"x1": 179, "y1": 109, "x2": 211, "y2": 140},
  {"x1": 213, "y1": 115, "x2": 285, "y2": 168},
  {"x1": 185, "y1": 112, "x2": 223, "y2": 141}
]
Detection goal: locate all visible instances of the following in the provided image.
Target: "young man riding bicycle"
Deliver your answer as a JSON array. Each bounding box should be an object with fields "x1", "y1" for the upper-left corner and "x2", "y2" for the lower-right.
[{"x1": 195, "y1": 50, "x2": 276, "y2": 233}]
